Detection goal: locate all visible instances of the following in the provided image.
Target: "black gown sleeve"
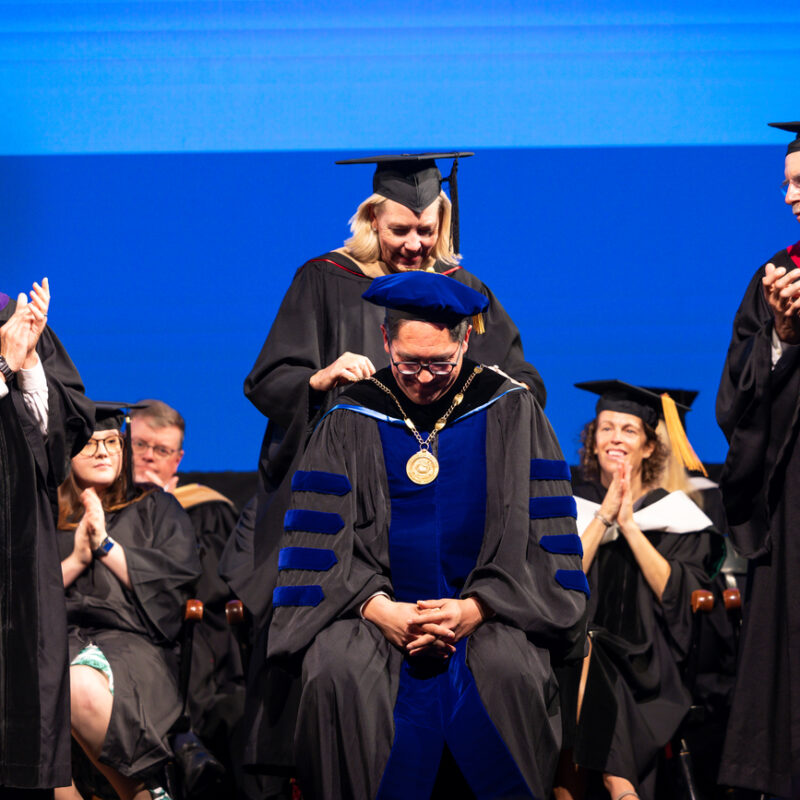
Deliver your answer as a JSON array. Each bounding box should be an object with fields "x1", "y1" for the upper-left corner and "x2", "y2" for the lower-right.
[
  {"x1": 716, "y1": 248, "x2": 800, "y2": 557},
  {"x1": 2, "y1": 304, "x2": 94, "y2": 514},
  {"x1": 463, "y1": 388, "x2": 586, "y2": 661},
  {"x1": 122, "y1": 493, "x2": 203, "y2": 642},
  {"x1": 38, "y1": 324, "x2": 95, "y2": 479},
  {"x1": 267, "y1": 407, "x2": 394, "y2": 658},
  {"x1": 656, "y1": 526, "x2": 722, "y2": 660}
]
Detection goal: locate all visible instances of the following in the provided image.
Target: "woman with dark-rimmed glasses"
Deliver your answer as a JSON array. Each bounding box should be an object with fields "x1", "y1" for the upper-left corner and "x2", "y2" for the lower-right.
[{"x1": 55, "y1": 407, "x2": 200, "y2": 800}]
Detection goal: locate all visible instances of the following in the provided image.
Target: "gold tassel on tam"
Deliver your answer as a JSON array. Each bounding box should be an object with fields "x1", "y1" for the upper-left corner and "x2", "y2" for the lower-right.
[
  {"x1": 471, "y1": 313, "x2": 485, "y2": 334},
  {"x1": 660, "y1": 393, "x2": 708, "y2": 476}
]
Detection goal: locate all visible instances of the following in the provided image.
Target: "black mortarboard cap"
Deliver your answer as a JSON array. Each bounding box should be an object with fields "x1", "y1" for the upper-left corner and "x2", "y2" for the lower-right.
[
  {"x1": 336, "y1": 152, "x2": 474, "y2": 252},
  {"x1": 642, "y1": 386, "x2": 698, "y2": 428},
  {"x1": 93, "y1": 403, "x2": 125, "y2": 432},
  {"x1": 768, "y1": 121, "x2": 800, "y2": 155},
  {"x1": 574, "y1": 380, "x2": 692, "y2": 430},
  {"x1": 363, "y1": 271, "x2": 488, "y2": 327}
]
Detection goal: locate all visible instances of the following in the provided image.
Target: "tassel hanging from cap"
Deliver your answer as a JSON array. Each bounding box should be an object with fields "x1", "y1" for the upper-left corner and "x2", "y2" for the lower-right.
[
  {"x1": 471, "y1": 313, "x2": 485, "y2": 334},
  {"x1": 660, "y1": 393, "x2": 708, "y2": 477}
]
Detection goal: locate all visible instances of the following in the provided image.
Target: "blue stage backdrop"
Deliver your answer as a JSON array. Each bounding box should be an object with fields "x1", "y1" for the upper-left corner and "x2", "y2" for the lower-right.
[{"x1": 2, "y1": 2, "x2": 799, "y2": 471}]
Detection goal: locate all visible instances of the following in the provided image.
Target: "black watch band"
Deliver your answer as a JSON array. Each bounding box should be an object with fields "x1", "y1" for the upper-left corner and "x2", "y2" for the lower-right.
[
  {"x1": 0, "y1": 356, "x2": 15, "y2": 385},
  {"x1": 93, "y1": 536, "x2": 115, "y2": 559}
]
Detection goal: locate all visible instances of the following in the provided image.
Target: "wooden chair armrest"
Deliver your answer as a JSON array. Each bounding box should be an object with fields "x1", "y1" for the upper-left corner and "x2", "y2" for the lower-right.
[
  {"x1": 723, "y1": 587, "x2": 742, "y2": 611},
  {"x1": 184, "y1": 598, "x2": 204, "y2": 622},
  {"x1": 691, "y1": 589, "x2": 714, "y2": 614},
  {"x1": 225, "y1": 599, "x2": 245, "y2": 626}
]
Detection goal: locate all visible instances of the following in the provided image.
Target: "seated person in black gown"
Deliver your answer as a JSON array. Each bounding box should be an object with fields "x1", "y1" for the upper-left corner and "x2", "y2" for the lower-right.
[
  {"x1": 266, "y1": 272, "x2": 587, "y2": 799},
  {"x1": 554, "y1": 381, "x2": 723, "y2": 800},
  {"x1": 55, "y1": 407, "x2": 201, "y2": 800},
  {"x1": 129, "y1": 399, "x2": 242, "y2": 779}
]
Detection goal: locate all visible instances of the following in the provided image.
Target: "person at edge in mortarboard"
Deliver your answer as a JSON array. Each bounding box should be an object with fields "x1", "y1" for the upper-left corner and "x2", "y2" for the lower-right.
[
  {"x1": 127, "y1": 399, "x2": 241, "y2": 796},
  {"x1": 54, "y1": 404, "x2": 201, "y2": 800},
  {"x1": 256, "y1": 271, "x2": 587, "y2": 799},
  {"x1": 552, "y1": 381, "x2": 724, "y2": 800},
  {"x1": 0, "y1": 278, "x2": 94, "y2": 798},
  {"x1": 715, "y1": 121, "x2": 800, "y2": 798}
]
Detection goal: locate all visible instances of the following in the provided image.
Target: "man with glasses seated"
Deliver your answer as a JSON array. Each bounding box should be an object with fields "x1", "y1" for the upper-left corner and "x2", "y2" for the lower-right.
[
  {"x1": 261, "y1": 271, "x2": 587, "y2": 799},
  {"x1": 129, "y1": 401, "x2": 240, "y2": 794},
  {"x1": 717, "y1": 120, "x2": 800, "y2": 798}
]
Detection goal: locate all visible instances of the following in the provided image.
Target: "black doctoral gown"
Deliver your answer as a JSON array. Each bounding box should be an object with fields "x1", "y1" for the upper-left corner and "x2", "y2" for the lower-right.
[
  {"x1": 716, "y1": 241, "x2": 800, "y2": 796},
  {"x1": 233, "y1": 251, "x2": 546, "y2": 625},
  {"x1": 568, "y1": 481, "x2": 722, "y2": 800},
  {"x1": 57, "y1": 491, "x2": 201, "y2": 778},
  {"x1": 262, "y1": 363, "x2": 587, "y2": 799},
  {"x1": 0, "y1": 293, "x2": 94, "y2": 790}
]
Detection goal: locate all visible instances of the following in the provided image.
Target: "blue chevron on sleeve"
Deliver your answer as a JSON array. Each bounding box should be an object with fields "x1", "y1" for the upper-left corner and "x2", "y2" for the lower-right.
[
  {"x1": 539, "y1": 534, "x2": 583, "y2": 556},
  {"x1": 278, "y1": 547, "x2": 338, "y2": 572},
  {"x1": 555, "y1": 569, "x2": 590, "y2": 596},
  {"x1": 284, "y1": 509, "x2": 345, "y2": 535},
  {"x1": 273, "y1": 585, "x2": 325, "y2": 607},
  {"x1": 291, "y1": 470, "x2": 352, "y2": 496},
  {"x1": 529, "y1": 496, "x2": 577, "y2": 520},
  {"x1": 529, "y1": 459, "x2": 571, "y2": 481}
]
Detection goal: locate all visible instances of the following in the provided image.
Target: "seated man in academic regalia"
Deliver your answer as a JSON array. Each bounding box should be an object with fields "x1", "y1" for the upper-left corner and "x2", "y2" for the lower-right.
[
  {"x1": 265, "y1": 271, "x2": 588, "y2": 800},
  {"x1": 128, "y1": 401, "x2": 242, "y2": 790}
]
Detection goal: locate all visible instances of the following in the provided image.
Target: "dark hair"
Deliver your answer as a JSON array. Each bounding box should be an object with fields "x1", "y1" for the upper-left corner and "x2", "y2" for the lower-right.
[
  {"x1": 579, "y1": 416, "x2": 668, "y2": 488},
  {"x1": 383, "y1": 309, "x2": 469, "y2": 344}
]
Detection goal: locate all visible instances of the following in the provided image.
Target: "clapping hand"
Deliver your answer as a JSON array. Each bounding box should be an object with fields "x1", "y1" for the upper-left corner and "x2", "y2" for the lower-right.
[
  {"x1": 763, "y1": 263, "x2": 800, "y2": 344},
  {"x1": 72, "y1": 516, "x2": 94, "y2": 567},
  {"x1": 80, "y1": 487, "x2": 107, "y2": 550},
  {"x1": 0, "y1": 278, "x2": 51, "y2": 374}
]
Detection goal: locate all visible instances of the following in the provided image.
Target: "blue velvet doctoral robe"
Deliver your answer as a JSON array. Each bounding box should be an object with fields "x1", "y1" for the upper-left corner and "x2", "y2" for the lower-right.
[{"x1": 264, "y1": 363, "x2": 587, "y2": 799}]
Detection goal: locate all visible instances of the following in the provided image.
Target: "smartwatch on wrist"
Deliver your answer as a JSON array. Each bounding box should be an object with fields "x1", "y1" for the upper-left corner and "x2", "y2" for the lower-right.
[
  {"x1": 0, "y1": 355, "x2": 15, "y2": 384},
  {"x1": 93, "y1": 536, "x2": 115, "y2": 559}
]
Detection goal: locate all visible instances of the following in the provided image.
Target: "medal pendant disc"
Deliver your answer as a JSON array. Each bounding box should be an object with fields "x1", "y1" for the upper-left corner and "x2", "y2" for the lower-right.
[{"x1": 406, "y1": 451, "x2": 439, "y2": 485}]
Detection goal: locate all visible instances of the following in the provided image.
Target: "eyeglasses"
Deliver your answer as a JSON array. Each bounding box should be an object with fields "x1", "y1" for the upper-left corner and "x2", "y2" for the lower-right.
[
  {"x1": 78, "y1": 435, "x2": 124, "y2": 458},
  {"x1": 781, "y1": 177, "x2": 800, "y2": 197},
  {"x1": 390, "y1": 343, "x2": 462, "y2": 376},
  {"x1": 131, "y1": 439, "x2": 180, "y2": 460}
]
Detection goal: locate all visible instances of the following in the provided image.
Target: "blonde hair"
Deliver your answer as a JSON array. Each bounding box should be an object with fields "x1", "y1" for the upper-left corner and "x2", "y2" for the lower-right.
[
  {"x1": 656, "y1": 420, "x2": 704, "y2": 508},
  {"x1": 343, "y1": 191, "x2": 462, "y2": 267}
]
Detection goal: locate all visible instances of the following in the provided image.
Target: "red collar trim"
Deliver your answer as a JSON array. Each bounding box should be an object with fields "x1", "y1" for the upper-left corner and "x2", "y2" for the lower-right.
[
  {"x1": 788, "y1": 241, "x2": 800, "y2": 270},
  {"x1": 309, "y1": 258, "x2": 463, "y2": 278},
  {"x1": 309, "y1": 257, "x2": 365, "y2": 277}
]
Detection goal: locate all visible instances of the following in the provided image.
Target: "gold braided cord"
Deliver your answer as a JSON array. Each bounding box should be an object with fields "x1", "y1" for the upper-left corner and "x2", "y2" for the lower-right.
[
  {"x1": 660, "y1": 393, "x2": 708, "y2": 477},
  {"x1": 368, "y1": 364, "x2": 483, "y2": 451}
]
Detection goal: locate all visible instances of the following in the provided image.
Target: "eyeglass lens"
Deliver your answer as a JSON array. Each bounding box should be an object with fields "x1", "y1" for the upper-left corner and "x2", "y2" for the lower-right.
[
  {"x1": 80, "y1": 435, "x2": 123, "y2": 457},
  {"x1": 131, "y1": 439, "x2": 176, "y2": 459}
]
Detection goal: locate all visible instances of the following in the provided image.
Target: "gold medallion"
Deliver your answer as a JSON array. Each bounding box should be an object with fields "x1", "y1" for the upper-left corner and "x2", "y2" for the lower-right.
[{"x1": 406, "y1": 450, "x2": 439, "y2": 485}]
